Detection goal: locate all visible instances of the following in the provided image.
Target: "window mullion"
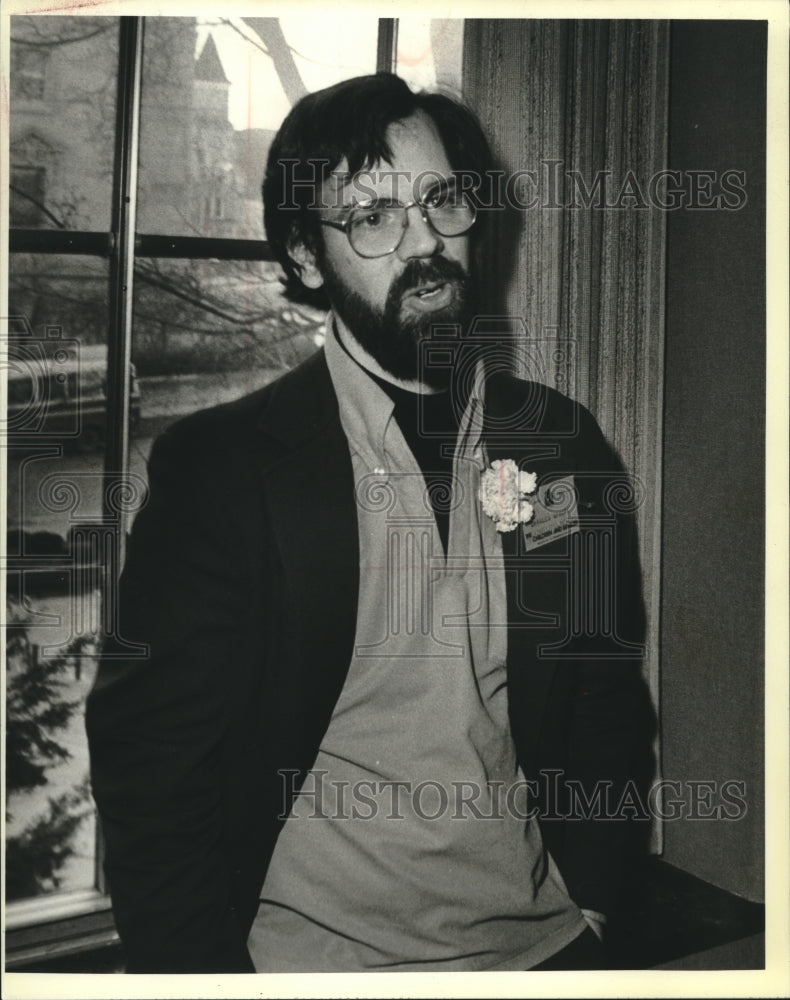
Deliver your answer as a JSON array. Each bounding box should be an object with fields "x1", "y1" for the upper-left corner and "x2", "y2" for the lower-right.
[
  {"x1": 8, "y1": 230, "x2": 114, "y2": 255},
  {"x1": 377, "y1": 19, "x2": 397, "y2": 72},
  {"x1": 103, "y1": 16, "x2": 144, "y2": 557},
  {"x1": 97, "y1": 15, "x2": 144, "y2": 900}
]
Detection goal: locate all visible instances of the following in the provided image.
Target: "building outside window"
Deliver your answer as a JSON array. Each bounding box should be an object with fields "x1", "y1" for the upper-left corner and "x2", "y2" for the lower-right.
[
  {"x1": 10, "y1": 43, "x2": 49, "y2": 100},
  {"x1": 9, "y1": 166, "x2": 47, "y2": 227}
]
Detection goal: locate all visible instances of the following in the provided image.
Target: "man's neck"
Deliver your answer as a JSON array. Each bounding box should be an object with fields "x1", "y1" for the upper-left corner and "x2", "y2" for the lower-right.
[{"x1": 332, "y1": 312, "x2": 443, "y2": 396}]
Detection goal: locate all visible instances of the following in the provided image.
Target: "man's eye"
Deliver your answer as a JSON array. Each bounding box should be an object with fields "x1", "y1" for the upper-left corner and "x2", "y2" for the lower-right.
[
  {"x1": 423, "y1": 188, "x2": 447, "y2": 209},
  {"x1": 424, "y1": 182, "x2": 460, "y2": 209},
  {"x1": 352, "y1": 207, "x2": 395, "y2": 229}
]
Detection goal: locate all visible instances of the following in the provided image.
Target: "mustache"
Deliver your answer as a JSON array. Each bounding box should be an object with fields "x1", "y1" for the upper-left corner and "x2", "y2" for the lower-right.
[{"x1": 388, "y1": 256, "x2": 470, "y2": 303}]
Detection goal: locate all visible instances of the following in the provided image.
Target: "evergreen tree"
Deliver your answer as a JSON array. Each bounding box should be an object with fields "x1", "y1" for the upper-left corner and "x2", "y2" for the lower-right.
[{"x1": 5, "y1": 605, "x2": 94, "y2": 901}]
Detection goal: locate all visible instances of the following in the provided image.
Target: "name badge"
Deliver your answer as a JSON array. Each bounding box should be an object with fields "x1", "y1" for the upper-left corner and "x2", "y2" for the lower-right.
[{"x1": 521, "y1": 474, "x2": 580, "y2": 552}]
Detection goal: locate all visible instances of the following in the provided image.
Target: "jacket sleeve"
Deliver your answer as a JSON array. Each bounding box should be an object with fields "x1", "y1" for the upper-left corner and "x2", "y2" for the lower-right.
[{"x1": 85, "y1": 425, "x2": 255, "y2": 972}]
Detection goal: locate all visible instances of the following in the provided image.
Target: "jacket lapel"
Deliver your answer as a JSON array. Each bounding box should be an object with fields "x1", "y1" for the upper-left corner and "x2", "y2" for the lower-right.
[
  {"x1": 483, "y1": 373, "x2": 567, "y2": 766},
  {"x1": 254, "y1": 351, "x2": 360, "y2": 775}
]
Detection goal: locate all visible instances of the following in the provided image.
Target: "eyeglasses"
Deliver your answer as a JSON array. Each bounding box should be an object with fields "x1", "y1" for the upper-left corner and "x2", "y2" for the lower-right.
[{"x1": 318, "y1": 182, "x2": 477, "y2": 259}]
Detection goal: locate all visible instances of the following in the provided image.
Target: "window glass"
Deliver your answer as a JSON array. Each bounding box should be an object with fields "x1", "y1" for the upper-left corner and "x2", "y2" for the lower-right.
[
  {"x1": 10, "y1": 167, "x2": 48, "y2": 228},
  {"x1": 8, "y1": 16, "x2": 119, "y2": 231},
  {"x1": 129, "y1": 256, "x2": 325, "y2": 479},
  {"x1": 6, "y1": 606, "x2": 100, "y2": 902},
  {"x1": 9, "y1": 254, "x2": 110, "y2": 358},
  {"x1": 10, "y1": 44, "x2": 50, "y2": 100},
  {"x1": 136, "y1": 16, "x2": 379, "y2": 239},
  {"x1": 5, "y1": 256, "x2": 111, "y2": 904},
  {"x1": 395, "y1": 18, "x2": 464, "y2": 96},
  {"x1": 5, "y1": 11, "x2": 385, "y2": 924}
]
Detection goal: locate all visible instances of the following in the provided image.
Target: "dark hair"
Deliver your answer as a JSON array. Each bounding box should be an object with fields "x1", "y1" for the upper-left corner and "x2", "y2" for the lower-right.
[{"x1": 262, "y1": 72, "x2": 493, "y2": 305}]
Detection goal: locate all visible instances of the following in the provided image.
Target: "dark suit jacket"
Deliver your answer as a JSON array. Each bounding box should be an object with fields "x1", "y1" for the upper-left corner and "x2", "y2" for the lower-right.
[{"x1": 86, "y1": 348, "x2": 651, "y2": 973}]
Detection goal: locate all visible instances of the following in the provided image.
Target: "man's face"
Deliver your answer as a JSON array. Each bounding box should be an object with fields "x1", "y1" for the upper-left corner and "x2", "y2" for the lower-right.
[{"x1": 305, "y1": 111, "x2": 473, "y2": 387}]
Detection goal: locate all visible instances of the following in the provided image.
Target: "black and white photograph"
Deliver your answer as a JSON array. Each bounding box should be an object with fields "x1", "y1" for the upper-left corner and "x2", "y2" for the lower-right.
[{"x1": 2, "y1": 1, "x2": 787, "y2": 996}]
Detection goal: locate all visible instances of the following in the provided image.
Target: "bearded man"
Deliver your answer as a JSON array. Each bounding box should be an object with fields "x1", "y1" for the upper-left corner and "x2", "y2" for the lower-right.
[{"x1": 86, "y1": 72, "x2": 650, "y2": 974}]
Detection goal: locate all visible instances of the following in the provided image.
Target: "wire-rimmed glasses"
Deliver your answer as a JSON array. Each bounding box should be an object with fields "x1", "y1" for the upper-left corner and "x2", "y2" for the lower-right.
[{"x1": 318, "y1": 180, "x2": 477, "y2": 258}]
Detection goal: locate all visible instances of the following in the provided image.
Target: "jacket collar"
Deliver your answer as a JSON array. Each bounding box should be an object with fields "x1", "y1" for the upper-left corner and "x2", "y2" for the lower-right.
[{"x1": 256, "y1": 347, "x2": 340, "y2": 451}]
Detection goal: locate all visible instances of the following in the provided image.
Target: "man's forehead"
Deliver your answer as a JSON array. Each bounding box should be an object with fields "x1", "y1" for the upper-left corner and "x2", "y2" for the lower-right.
[
  {"x1": 320, "y1": 111, "x2": 454, "y2": 207},
  {"x1": 322, "y1": 164, "x2": 454, "y2": 202}
]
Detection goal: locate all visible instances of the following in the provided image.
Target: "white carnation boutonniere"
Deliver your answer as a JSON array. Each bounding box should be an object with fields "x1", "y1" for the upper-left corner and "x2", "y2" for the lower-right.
[{"x1": 479, "y1": 459, "x2": 538, "y2": 532}]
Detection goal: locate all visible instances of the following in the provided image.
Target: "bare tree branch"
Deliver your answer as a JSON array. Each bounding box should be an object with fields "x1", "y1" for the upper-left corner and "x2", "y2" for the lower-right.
[
  {"x1": 134, "y1": 261, "x2": 264, "y2": 327},
  {"x1": 213, "y1": 18, "x2": 269, "y2": 58},
  {"x1": 241, "y1": 17, "x2": 308, "y2": 105},
  {"x1": 11, "y1": 25, "x2": 113, "y2": 49},
  {"x1": 214, "y1": 17, "x2": 358, "y2": 74},
  {"x1": 8, "y1": 185, "x2": 67, "y2": 230}
]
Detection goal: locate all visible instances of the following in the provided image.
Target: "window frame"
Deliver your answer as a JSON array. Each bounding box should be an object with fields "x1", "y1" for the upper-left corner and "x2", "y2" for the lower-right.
[{"x1": 5, "y1": 14, "x2": 397, "y2": 968}]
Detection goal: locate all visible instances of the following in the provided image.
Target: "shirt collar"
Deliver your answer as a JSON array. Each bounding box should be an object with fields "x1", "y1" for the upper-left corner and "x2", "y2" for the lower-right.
[
  {"x1": 323, "y1": 311, "x2": 487, "y2": 472},
  {"x1": 324, "y1": 313, "x2": 395, "y2": 474}
]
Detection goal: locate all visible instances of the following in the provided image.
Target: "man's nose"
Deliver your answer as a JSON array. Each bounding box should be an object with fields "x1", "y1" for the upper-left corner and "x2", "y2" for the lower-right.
[{"x1": 396, "y1": 205, "x2": 444, "y2": 260}]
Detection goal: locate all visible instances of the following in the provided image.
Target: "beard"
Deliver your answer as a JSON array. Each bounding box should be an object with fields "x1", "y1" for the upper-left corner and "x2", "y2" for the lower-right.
[{"x1": 319, "y1": 253, "x2": 474, "y2": 390}]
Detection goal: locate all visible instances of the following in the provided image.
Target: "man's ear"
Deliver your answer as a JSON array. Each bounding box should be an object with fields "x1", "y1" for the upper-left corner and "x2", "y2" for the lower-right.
[{"x1": 289, "y1": 241, "x2": 324, "y2": 290}]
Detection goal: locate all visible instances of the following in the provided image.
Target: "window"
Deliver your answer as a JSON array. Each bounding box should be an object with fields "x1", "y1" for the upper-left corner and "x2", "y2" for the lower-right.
[
  {"x1": 10, "y1": 43, "x2": 49, "y2": 100},
  {"x1": 394, "y1": 18, "x2": 464, "y2": 94},
  {"x1": 9, "y1": 166, "x2": 47, "y2": 227},
  {"x1": 5, "y1": 13, "x2": 464, "y2": 968}
]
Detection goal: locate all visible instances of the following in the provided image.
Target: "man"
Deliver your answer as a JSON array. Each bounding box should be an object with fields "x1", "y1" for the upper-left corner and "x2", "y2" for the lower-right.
[{"x1": 86, "y1": 73, "x2": 651, "y2": 974}]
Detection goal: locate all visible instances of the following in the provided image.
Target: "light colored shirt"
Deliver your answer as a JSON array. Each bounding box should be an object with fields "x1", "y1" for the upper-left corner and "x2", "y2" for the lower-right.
[{"x1": 247, "y1": 320, "x2": 585, "y2": 971}]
